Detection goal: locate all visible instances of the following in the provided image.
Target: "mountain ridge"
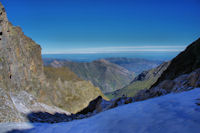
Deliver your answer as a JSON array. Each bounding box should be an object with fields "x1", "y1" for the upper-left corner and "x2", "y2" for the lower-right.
[
  {"x1": 105, "y1": 57, "x2": 162, "y2": 75},
  {"x1": 134, "y1": 38, "x2": 200, "y2": 101},
  {"x1": 43, "y1": 58, "x2": 135, "y2": 93},
  {"x1": 106, "y1": 61, "x2": 170, "y2": 99},
  {"x1": 152, "y1": 38, "x2": 200, "y2": 87}
]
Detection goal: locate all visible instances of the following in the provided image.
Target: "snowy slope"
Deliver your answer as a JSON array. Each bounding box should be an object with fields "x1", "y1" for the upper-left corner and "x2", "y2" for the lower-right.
[{"x1": 1, "y1": 88, "x2": 200, "y2": 133}]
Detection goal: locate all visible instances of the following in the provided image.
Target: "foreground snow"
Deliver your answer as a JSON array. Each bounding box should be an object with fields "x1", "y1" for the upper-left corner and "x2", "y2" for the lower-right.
[{"x1": 1, "y1": 88, "x2": 200, "y2": 133}]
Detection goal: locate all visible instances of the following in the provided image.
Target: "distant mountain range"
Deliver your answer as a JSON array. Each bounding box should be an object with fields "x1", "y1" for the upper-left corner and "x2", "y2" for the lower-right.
[
  {"x1": 114, "y1": 38, "x2": 200, "y2": 100},
  {"x1": 105, "y1": 57, "x2": 162, "y2": 75},
  {"x1": 73, "y1": 37, "x2": 200, "y2": 121},
  {"x1": 43, "y1": 58, "x2": 162, "y2": 93},
  {"x1": 105, "y1": 38, "x2": 200, "y2": 99},
  {"x1": 43, "y1": 59, "x2": 135, "y2": 93}
]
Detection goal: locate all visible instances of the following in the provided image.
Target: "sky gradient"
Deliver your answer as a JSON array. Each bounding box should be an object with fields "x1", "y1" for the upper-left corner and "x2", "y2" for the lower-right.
[{"x1": 1, "y1": 0, "x2": 200, "y2": 54}]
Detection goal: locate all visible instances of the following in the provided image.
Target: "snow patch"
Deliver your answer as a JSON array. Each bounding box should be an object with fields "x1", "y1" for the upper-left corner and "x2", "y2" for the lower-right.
[
  {"x1": 1, "y1": 88, "x2": 200, "y2": 133},
  {"x1": 9, "y1": 91, "x2": 70, "y2": 115}
]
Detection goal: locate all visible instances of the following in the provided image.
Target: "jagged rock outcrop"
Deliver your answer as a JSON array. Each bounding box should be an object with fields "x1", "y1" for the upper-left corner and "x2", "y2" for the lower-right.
[
  {"x1": 44, "y1": 59, "x2": 135, "y2": 93},
  {"x1": 134, "y1": 68, "x2": 200, "y2": 101},
  {"x1": 0, "y1": 3, "x2": 106, "y2": 122}
]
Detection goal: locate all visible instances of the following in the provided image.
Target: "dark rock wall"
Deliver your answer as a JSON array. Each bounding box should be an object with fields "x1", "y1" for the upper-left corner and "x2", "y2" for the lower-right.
[{"x1": 153, "y1": 38, "x2": 200, "y2": 87}]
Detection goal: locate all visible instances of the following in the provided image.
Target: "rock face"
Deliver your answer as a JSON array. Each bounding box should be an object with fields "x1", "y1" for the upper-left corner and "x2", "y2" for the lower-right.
[
  {"x1": 0, "y1": 3, "x2": 105, "y2": 122},
  {"x1": 135, "y1": 68, "x2": 200, "y2": 101},
  {"x1": 0, "y1": 88, "x2": 23, "y2": 122},
  {"x1": 153, "y1": 38, "x2": 200, "y2": 87},
  {"x1": 0, "y1": 2, "x2": 44, "y2": 95},
  {"x1": 77, "y1": 96, "x2": 103, "y2": 115},
  {"x1": 0, "y1": 2, "x2": 48, "y2": 122},
  {"x1": 106, "y1": 62, "x2": 170, "y2": 99},
  {"x1": 44, "y1": 59, "x2": 135, "y2": 93}
]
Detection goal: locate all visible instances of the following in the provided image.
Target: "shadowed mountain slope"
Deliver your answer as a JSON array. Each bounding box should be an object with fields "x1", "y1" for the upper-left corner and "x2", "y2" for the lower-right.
[
  {"x1": 134, "y1": 38, "x2": 200, "y2": 101},
  {"x1": 153, "y1": 38, "x2": 200, "y2": 87}
]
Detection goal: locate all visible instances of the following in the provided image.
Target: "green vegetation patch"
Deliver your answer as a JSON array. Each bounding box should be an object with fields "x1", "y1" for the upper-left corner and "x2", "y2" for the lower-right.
[{"x1": 44, "y1": 66, "x2": 82, "y2": 82}]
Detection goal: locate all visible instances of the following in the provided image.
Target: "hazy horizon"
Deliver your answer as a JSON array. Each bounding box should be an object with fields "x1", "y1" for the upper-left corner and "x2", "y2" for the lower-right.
[{"x1": 42, "y1": 52, "x2": 180, "y2": 62}]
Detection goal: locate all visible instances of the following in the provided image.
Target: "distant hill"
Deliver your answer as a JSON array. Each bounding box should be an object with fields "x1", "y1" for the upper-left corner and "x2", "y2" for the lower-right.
[
  {"x1": 44, "y1": 66, "x2": 82, "y2": 82},
  {"x1": 106, "y1": 62, "x2": 170, "y2": 99},
  {"x1": 43, "y1": 59, "x2": 135, "y2": 93},
  {"x1": 105, "y1": 57, "x2": 162, "y2": 75}
]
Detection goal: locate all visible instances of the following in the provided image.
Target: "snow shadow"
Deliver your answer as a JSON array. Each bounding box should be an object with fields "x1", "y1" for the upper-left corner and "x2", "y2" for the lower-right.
[
  {"x1": 6, "y1": 96, "x2": 104, "y2": 133},
  {"x1": 6, "y1": 112, "x2": 80, "y2": 133}
]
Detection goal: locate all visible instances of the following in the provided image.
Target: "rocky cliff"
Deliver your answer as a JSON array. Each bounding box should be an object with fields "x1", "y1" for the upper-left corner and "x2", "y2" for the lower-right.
[
  {"x1": 0, "y1": 3, "x2": 105, "y2": 122},
  {"x1": 0, "y1": 2, "x2": 44, "y2": 95},
  {"x1": 0, "y1": 2, "x2": 49, "y2": 122}
]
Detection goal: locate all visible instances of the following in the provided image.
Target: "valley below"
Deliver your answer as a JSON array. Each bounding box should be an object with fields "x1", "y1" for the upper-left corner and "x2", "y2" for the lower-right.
[{"x1": 0, "y1": 1, "x2": 200, "y2": 133}]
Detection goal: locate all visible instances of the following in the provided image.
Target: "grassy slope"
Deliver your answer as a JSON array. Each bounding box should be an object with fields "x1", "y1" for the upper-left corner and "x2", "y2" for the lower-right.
[
  {"x1": 106, "y1": 62, "x2": 169, "y2": 99},
  {"x1": 44, "y1": 67, "x2": 82, "y2": 82},
  {"x1": 41, "y1": 66, "x2": 108, "y2": 113},
  {"x1": 106, "y1": 77, "x2": 157, "y2": 99},
  {"x1": 46, "y1": 59, "x2": 134, "y2": 93}
]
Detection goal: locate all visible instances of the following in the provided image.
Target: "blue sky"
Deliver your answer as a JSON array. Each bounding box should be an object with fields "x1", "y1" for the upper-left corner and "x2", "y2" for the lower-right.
[{"x1": 1, "y1": 0, "x2": 200, "y2": 54}]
